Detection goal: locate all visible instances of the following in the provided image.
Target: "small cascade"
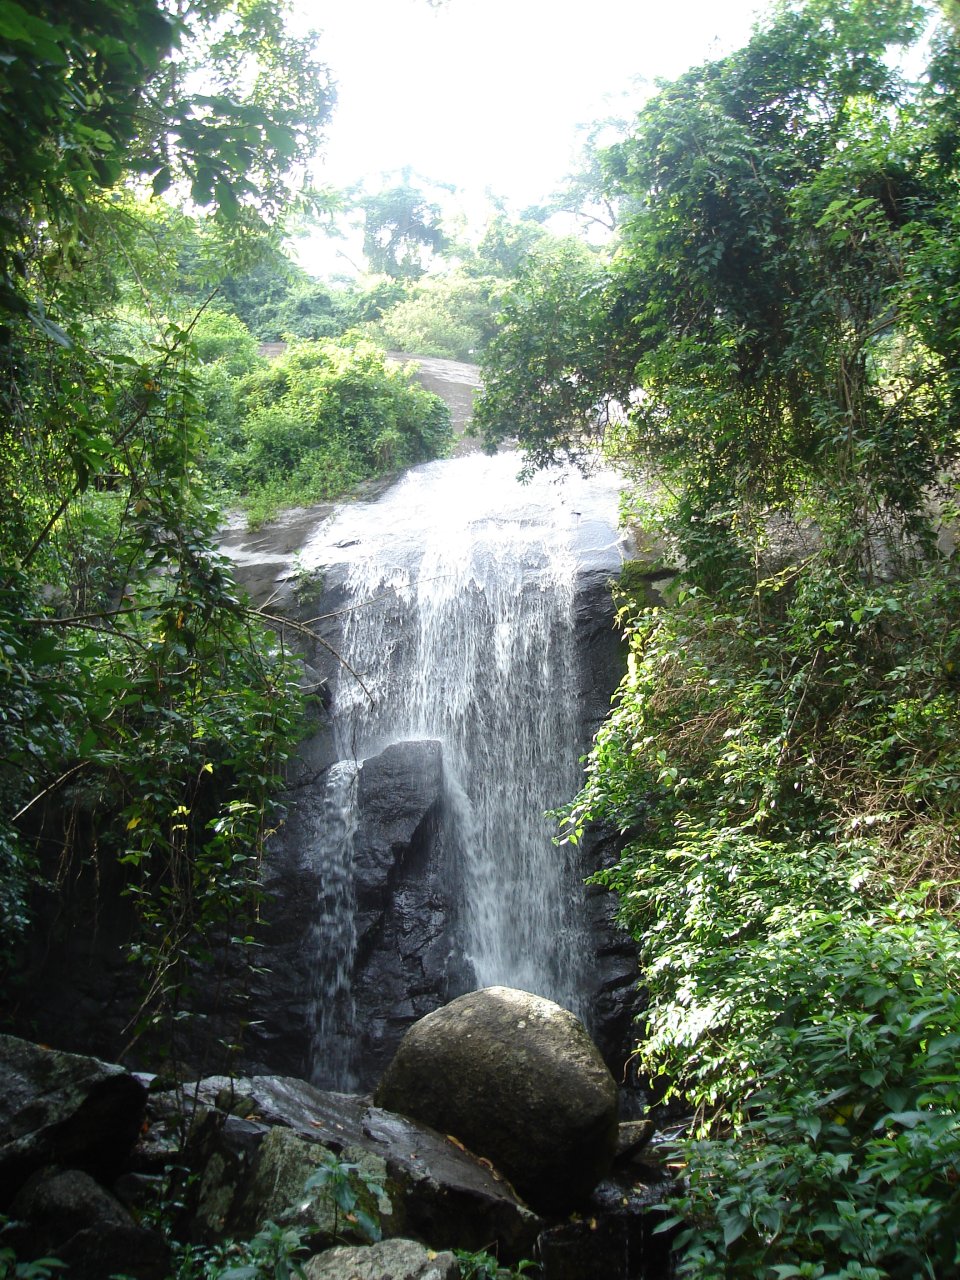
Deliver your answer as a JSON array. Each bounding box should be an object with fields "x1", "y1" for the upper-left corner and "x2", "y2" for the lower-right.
[
  {"x1": 299, "y1": 451, "x2": 628, "y2": 1085},
  {"x1": 305, "y1": 759, "x2": 360, "y2": 1088}
]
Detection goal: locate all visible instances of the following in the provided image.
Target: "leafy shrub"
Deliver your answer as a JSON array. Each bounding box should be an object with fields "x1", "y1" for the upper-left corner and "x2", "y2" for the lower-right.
[
  {"x1": 371, "y1": 272, "x2": 503, "y2": 361},
  {"x1": 302, "y1": 1151, "x2": 388, "y2": 1244},
  {"x1": 173, "y1": 1154, "x2": 391, "y2": 1280},
  {"x1": 209, "y1": 335, "x2": 451, "y2": 521},
  {"x1": 453, "y1": 1250, "x2": 539, "y2": 1280},
  {"x1": 192, "y1": 310, "x2": 264, "y2": 377},
  {"x1": 0, "y1": 316, "x2": 305, "y2": 1049},
  {"x1": 564, "y1": 549, "x2": 960, "y2": 1278}
]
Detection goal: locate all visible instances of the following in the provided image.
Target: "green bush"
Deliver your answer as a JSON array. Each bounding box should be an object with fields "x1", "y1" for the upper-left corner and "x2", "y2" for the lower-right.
[
  {"x1": 271, "y1": 281, "x2": 344, "y2": 341},
  {"x1": 371, "y1": 272, "x2": 503, "y2": 361},
  {"x1": 209, "y1": 335, "x2": 451, "y2": 521},
  {"x1": 566, "y1": 552, "x2": 960, "y2": 1278},
  {"x1": 192, "y1": 310, "x2": 264, "y2": 377}
]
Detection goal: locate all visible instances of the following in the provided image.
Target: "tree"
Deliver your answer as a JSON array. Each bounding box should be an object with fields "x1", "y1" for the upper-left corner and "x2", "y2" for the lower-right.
[
  {"x1": 472, "y1": 236, "x2": 624, "y2": 471},
  {"x1": 458, "y1": 210, "x2": 550, "y2": 279},
  {"x1": 605, "y1": 0, "x2": 951, "y2": 575},
  {"x1": 370, "y1": 271, "x2": 502, "y2": 361},
  {"x1": 478, "y1": 3, "x2": 960, "y2": 1274},
  {"x1": 0, "y1": 0, "x2": 333, "y2": 334},
  {"x1": 527, "y1": 115, "x2": 635, "y2": 238},
  {"x1": 0, "y1": 0, "x2": 334, "y2": 1059},
  {"x1": 358, "y1": 171, "x2": 450, "y2": 280},
  {"x1": 477, "y1": 0, "x2": 958, "y2": 577}
]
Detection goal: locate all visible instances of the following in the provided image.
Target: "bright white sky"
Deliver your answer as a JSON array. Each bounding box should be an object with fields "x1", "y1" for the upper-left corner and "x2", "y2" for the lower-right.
[{"x1": 293, "y1": 0, "x2": 767, "y2": 272}]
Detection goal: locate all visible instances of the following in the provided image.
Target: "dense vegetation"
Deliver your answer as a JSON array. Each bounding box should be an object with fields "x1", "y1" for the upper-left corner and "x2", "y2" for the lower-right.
[
  {"x1": 0, "y1": 0, "x2": 457, "y2": 1069},
  {"x1": 477, "y1": 0, "x2": 960, "y2": 1275},
  {"x1": 9, "y1": 0, "x2": 960, "y2": 1274},
  {"x1": 196, "y1": 319, "x2": 451, "y2": 522}
]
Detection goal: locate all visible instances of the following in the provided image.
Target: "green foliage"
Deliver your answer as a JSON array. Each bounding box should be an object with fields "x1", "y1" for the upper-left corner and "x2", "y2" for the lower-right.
[
  {"x1": 216, "y1": 1220, "x2": 311, "y2": 1280},
  {"x1": 0, "y1": 0, "x2": 333, "y2": 337},
  {"x1": 205, "y1": 336, "x2": 452, "y2": 523},
  {"x1": 453, "y1": 1249, "x2": 539, "y2": 1280},
  {"x1": 642, "y1": 853, "x2": 960, "y2": 1278},
  {"x1": 0, "y1": 0, "x2": 332, "y2": 1053},
  {"x1": 359, "y1": 174, "x2": 450, "y2": 280},
  {"x1": 362, "y1": 209, "x2": 557, "y2": 362},
  {"x1": 268, "y1": 280, "x2": 344, "y2": 342},
  {"x1": 371, "y1": 271, "x2": 503, "y2": 361},
  {"x1": 459, "y1": 213, "x2": 551, "y2": 280},
  {"x1": 302, "y1": 1151, "x2": 388, "y2": 1244},
  {"x1": 473, "y1": 238, "x2": 622, "y2": 470},
  {"x1": 193, "y1": 310, "x2": 265, "y2": 377},
  {"x1": 340, "y1": 276, "x2": 409, "y2": 326},
  {"x1": 470, "y1": 2, "x2": 960, "y2": 1273},
  {"x1": 562, "y1": 549, "x2": 960, "y2": 1275},
  {"x1": 479, "y1": 1, "x2": 960, "y2": 576},
  {"x1": 174, "y1": 1221, "x2": 309, "y2": 1280},
  {"x1": 172, "y1": 1156, "x2": 391, "y2": 1280},
  {"x1": 0, "y1": 315, "x2": 305, "y2": 1046},
  {"x1": 209, "y1": 241, "x2": 367, "y2": 343},
  {"x1": 528, "y1": 115, "x2": 632, "y2": 237}
]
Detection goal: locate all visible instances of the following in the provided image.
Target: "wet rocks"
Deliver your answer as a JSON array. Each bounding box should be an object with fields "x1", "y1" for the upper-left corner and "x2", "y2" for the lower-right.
[
  {"x1": 305, "y1": 1238, "x2": 460, "y2": 1280},
  {"x1": 0, "y1": 1036, "x2": 169, "y2": 1280},
  {"x1": 374, "y1": 987, "x2": 619, "y2": 1215},
  {"x1": 615, "y1": 1120, "x2": 656, "y2": 1164},
  {"x1": 247, "y1": 737, "x2": 457, "y2": 1085},
  {"x1": 8, "y1": 1168, "x2": 171, "y2": 1280},
  {"x1": 536, "y1": 1170, "x2": 675, "y2": 1280},
  {"x1": 0, "y1": 1033, "x2": 674, "y2": 1280},
  {"x1": 182, "y1": 1073, "x2": 542, "y2": 1261},
  {"x1": 0, "y1": 1034, "x2": 148, "y2": 1202}
]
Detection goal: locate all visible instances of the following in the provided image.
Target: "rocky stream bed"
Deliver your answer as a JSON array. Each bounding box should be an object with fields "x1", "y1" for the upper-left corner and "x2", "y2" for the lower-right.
[{"x1": 1, "y1": 989, "x2": 678, "y2": 1280}]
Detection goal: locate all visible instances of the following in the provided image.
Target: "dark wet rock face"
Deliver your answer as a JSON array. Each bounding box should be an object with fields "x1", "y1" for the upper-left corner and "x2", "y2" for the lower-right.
[
  {"x1": 374, "y1": 987, "x2": 620, "y2": 1216},
  {"x1": 0, "y1": 1034, "x2": 147, "y2": 1202},
  {"x1": 0, "y1": 1037, "x2": 169, "y2": 1280},
  {"x1": 351, "y1": 742, "x2": 467, "y2": 1080},
  {"x1": 537, "y1": 1171, "x2": 675, "y2": 1280},
  {"x1": 244, "y1": 737, "x2": 460, "y2": 1086}
]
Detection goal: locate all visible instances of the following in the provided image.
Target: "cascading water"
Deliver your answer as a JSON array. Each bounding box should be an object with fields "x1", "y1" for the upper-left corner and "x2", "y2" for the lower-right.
[
  {"x1": 298, "y1": 450, "x2": 628, "y2": 1086},
  {"x1": 304, "y1": 759, "x2": 359, "y2": 1089}
]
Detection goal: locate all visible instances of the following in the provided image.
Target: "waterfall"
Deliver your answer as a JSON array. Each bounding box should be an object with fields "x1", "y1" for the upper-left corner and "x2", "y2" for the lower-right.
[
  {"x1": 304, "y1": 759, "x2": 359, "y2": 1087},
  {"x1": 299, "y1": 451, "x2": 627, "y2": 1084}
]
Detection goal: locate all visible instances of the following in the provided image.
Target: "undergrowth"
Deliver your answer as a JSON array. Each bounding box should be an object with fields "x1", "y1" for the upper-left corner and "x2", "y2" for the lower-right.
[{"x1": 565, "y1": 546, "x2": 960, "y2": 1278}]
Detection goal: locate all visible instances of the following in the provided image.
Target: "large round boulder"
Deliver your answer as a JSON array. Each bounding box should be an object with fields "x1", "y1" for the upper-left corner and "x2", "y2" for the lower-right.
[{"x1": 373, "y1": 987, "x2": 618, "y2": 1215}]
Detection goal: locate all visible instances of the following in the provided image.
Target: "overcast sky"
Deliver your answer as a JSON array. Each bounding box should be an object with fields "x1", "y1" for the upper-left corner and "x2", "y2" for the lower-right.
[{"x1": 293, "y1": 0, "x2": 767, "y2": 271}]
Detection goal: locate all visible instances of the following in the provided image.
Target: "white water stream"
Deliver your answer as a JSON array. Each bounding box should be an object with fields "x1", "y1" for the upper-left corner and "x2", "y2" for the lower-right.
[{"x1": 299, "y1": 451, "x2": 629, "y2": 1081}]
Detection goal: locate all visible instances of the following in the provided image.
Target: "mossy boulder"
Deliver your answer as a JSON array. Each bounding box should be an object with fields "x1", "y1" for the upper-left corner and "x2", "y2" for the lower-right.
[{"x1": 374, "y1": 987, "x2": 618, "y2": 1215}]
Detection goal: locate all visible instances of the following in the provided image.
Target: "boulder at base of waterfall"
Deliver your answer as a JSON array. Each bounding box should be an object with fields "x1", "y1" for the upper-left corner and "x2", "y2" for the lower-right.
[
  {"x1": 305, "y1": 1239, "x2": 460, "y2": 1280},
  {"x1": 373, "y1": 986, "x2": 619, "y2": 1215},
  {"x1": 0, "y1": 1033, "x2": 148, "y2": 1204},
  {"x1": 178, "y1": 1074, "x2": 542, "y2": 1260}
]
